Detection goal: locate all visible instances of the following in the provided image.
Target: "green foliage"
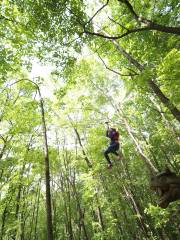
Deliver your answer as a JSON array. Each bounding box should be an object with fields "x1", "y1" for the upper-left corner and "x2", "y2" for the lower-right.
[
  {"x1": 0, "y1": 0, "x2": 179, "y2": 239},
  {"x1": 145, "y1": 204, "x2": 170, "y2": 228},
  {"x1": 157, "y1": 48, "x2": 180, "y2": 105}
]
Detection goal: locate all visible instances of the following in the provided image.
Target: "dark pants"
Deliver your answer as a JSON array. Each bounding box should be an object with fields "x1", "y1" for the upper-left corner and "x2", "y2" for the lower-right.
[{"x1": 104, "y1": 141, "x2": 119, "y2": 164}]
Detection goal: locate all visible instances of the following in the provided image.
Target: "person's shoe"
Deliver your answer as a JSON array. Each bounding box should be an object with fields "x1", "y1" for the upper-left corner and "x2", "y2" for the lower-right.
[{"x1": 107, "y1": 163, "x2": 113, "y2": 169}]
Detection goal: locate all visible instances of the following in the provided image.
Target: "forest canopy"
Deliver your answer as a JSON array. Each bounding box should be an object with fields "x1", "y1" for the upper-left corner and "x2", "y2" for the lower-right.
[{"x1": 0, "y1": 0, "x2": 180, "y2": 239}]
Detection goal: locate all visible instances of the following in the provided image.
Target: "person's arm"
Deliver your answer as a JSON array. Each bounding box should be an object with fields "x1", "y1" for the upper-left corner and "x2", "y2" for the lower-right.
[
  {"x1": 106, "y1": 129, "x2": 109, "y2": 137},
  {"x1": 105, "y1": 122, "x2": 110, "y2": 137}
]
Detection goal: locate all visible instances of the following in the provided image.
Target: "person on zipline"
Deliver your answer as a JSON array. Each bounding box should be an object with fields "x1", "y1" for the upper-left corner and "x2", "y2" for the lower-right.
[{"x1": 104, "y1": 122, "x2": 121, "y2": 169}]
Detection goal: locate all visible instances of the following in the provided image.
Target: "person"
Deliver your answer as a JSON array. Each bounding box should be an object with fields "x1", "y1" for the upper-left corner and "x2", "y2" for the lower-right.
[{"x1": 104, "y1": 122, "x2": 121, "y2": 168}]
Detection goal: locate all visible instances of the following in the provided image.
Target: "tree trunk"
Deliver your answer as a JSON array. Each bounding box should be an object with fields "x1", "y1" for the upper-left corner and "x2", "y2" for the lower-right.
[
  {"x1": 112, "y1": 39, "x2": 180, "y2": 122},
  {"x1": 123, "y1": 186, "x2": 149, "y2": 238},
  {"x1": 149, "y1": 97, "x2": 179, "y2": 137},
  {"x1": 147, "y1": 22, "x2": 180, "y2": 35},
  {"x1": 74, "y1": 128, "x2": 92, "y2": 167},
  {"x1": 118, "y1": 0, "x2": 180, "y2": 35},
  {"x1": 38, "y1": 89, "x2": 53, "y2": 240},
  {"x1": 97, "y1": 206, "x2": 105, "y2": 232},
  {"x1": 71, "y1": 179, "x2": 89, "y2": 240},
  {"x1": 34, "y1": 181, "x2": 41, "y2": 240},
  {"x1": 116, "y1": 108, "x2": 158, "y2": 174},
  {"x1": 67, "y1": 115, "x2": 92, "y2": 167},
  {"x1": 59, "y1": 162, "x2": 74, "y2": 240},
  {"x1": 148, "y1": 80, "x2": 180, "y2": 122},
  {"x1": 0, "y1": 206, "x2": 8, "y2": 240}
]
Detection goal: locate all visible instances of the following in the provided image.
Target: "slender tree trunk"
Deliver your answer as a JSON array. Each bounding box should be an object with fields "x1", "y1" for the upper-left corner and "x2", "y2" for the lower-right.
[
  {"x1": 148, "y1": 80, "x2": 180, "y2": 122},
  {"x1": 0, "y1": 140, "x2": 7, "y2": 159},
  {"x1": 0, "y1": 136, "x2": 13, "y2": 160},
  {"x1": 19, "y1": 189, "x2": 27, "y2": 240},
  {"x1": 149, "y1": 97, "x2": 179, "y2": 137},
  {"x1": 66, "y1": 186, "x2": 74, "y2": 240},
  {"x1": 28, "y1": 184, "x2": 41, "y2": 240},
  {"x1": 15, "y1": 163, "x2": 26, "y2": 219},
  {"x1": 112, "y1": 164, "x2": 150, "y2": 238},
  {"x1": 0, "y1": 206, "x2": 8, "y2": 240},
  {"x1": 97, "y1": 206, "x2": 105, "y2": 231},
  {"x1": 141, "y1": 133, "x2": 161, "y2": 171},
  {"x1": 117, "y1": 109, "x2": 158, "y2": 174},
  {"x1": 113, "y1": 41, "x2": 144, "y2": 71},
  {"x1": 0, "y1": 187, "x2": 14, "y2": 240},
  {"x1": 67, "y1": 115, "x2": 92, "y2": 167},
  {"x1": 59, "y1": 166, "x2": 74, "y2": 240},
  {"x1": 38, "y1": 89, "x2": 53, "y2": 240},
  {"x1": 112, "y1": 39, "x2": 180, "y2": 122},
  {"x1": 34, "y1": 181, "x2": 41, "y2": 240},
  {"x1": 74, "y1": 128, "x2": 92, "y2": 167},
  {"x1": 123, "y1": 186, "x2": 149, "y2": 238},
  {"x1": 5, "y1": 79, "x2": 53, "y2": 239},
  {"x1": 71, "y1": 179, "x2": 89, "y2": 240},
  {"x1": 116, "y1": 158, "x2": 166, "y2": 239},
  {"x1": 70, "y1": 128, "x2": 106, "y2": 236},
  {"x1": 94, "y1": 186, "x2": 106, "y2": 233},
  {"x1": 99, "y1": 171, "x2": 140, "y2": 239}
]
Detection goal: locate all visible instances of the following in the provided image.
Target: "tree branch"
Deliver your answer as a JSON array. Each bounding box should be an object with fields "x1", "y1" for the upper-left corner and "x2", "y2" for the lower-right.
[
  {"x1": 0, "y1": 14, "x2": 17, "y2": 23},
  {"x1": 83, "y1": 27, "x2": 149, "y2": 40},
  {"x1": 118, "y1": 0, "x2": 180, "y2": 35},
  {"x1": 97, "y1": 53, "x2": 137, "y2": 77},
  {"x1": 86, "y1": 0, "x2": 110, "y2": 25},
  {"x1": 118, "y1": 0, "x2": 139, "y2": 22},
  {"x1": 124, "y1": 67, "x2": 138, "y2": 75},
  {"x1": 108, "y1": 16, "x2": 129, "y2": 30}
]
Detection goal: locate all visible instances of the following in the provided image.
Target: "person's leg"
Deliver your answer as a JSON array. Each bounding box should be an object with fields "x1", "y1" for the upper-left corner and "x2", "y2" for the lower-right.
[
  {"x1": 112, "y1": 151, "x2": 119, "y2": 156},
  {"x1": 110, "y1": 142, "x2": 122, "y2": 160},
  {"x1": 104, "y1": 143, "x2": 119, "y2": 167},
  {"x1": 110, "y1": 142, "x2": 119, "y2": 155},
  {"x1": 104, "y1": 147, "x2": 113, "y2": 165}
]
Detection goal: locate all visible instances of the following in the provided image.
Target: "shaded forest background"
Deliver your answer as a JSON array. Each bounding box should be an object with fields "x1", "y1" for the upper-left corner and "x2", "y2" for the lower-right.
[{"x1": 0, "y1": 0, "x2": 179, "y2": 239}]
